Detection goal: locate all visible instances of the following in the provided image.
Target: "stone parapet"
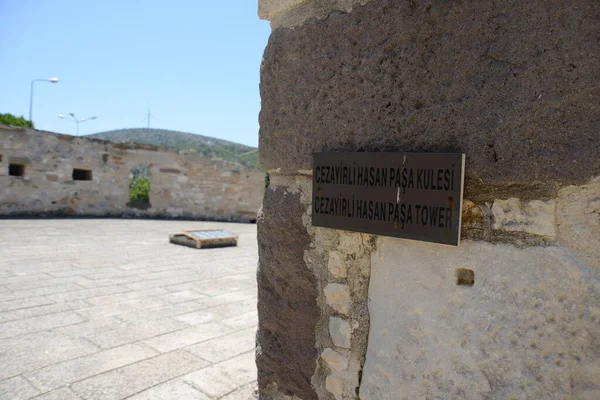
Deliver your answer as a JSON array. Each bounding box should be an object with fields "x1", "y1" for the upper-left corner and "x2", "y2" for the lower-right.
[{"x1": 0, "y1": 125, "x2": 264, "y2": 222}]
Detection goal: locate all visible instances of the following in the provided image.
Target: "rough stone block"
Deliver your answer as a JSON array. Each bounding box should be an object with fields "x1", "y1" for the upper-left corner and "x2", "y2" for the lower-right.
[
  {"x1": 361, "y1": 238, "x2": 600, "y2": 399},
  {"x1": 557, "y1": 181, "x2": 600, "y2": 273},
  {"x1": 257, "y1": 187, "x2": 319, "y2": 400},
  {"x1": 491, "y1": 198, "x2": 556, "y2": 237},
  {"x1": 259, "y1": 0, "x2": 600, "y2": 186},
  {"x1": 461, "y1": 199, "x2": 483, "y2": 229},
  {"x1": 329, "y1": 316, "x2": 352, "y2": 349},
  {"x1": 327, "y1": 251, "x2": 347, "y2": 279},
  {"x1": 259, "y1": 0, "x2": 304, "y2": 20},
  {"x1": 325, "y1": 375, "x2": 343, "y2": 400},
  {"x1": 324, "y1": 283, "x2": 351, "y2": 315},
  {"x1": 321, "y1": 348, "x2": 348, "y2": 372}
]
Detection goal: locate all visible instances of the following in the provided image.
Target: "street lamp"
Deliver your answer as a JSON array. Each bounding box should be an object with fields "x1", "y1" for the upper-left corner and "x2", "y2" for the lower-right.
[
  {"x1": 29, "y1": 77, "x2": 59, "y2": 123},
  {"x1": 58, "y1": 113, "x2": 97, "y2": 136}
]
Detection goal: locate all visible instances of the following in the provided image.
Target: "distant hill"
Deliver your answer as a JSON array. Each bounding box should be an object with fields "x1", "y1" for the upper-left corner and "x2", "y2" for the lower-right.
[{"x1": 88, "y1": 128, "x2": 260, "y2": 169}]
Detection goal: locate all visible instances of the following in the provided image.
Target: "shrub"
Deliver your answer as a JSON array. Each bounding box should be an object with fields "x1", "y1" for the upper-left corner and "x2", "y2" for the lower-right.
[
  {"x1": 0, "y1": 113, "x2": 34, "y2": 128},
  {"x1": 130, "y1": 176, "x2": 150, "y2": 203}
]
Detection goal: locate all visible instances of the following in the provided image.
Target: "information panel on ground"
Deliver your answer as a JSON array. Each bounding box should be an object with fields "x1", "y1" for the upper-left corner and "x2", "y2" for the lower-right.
[{"x1": 312, "y1": 152, "x2": 465, "y2": 246}]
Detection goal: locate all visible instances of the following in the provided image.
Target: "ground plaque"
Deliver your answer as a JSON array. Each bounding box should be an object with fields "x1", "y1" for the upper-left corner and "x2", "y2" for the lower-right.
[
  {"x1": 312, "y1": 152, "x2": 465, "y2": 246},
  {"x1": 169, "y1": 230, "x2": 238, "y2": 249}
]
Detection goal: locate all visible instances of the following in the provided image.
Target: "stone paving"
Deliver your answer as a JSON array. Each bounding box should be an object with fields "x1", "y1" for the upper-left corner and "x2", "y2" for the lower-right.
[{"x1": 0, "y1": 219, "x2": 259, "y2": 400}]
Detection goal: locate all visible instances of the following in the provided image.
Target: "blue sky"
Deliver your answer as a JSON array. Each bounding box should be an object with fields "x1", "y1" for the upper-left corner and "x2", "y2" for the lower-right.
[{"x1": 0, "y1": 1, "x2": 270, "y2": 147}]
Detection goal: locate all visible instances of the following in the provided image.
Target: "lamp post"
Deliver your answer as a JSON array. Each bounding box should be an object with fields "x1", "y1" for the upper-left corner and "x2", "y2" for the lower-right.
[
  {"x1": 29, "y1": 77, "x2": 59, "y2": 123},
  {"x1": 58, "y1": 113, "x2": 97, "y2": 136}
]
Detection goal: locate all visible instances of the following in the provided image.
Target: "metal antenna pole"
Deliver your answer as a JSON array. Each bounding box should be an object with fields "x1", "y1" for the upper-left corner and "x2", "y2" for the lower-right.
[
  {"x1": 146, "y1": 105, "x2": 153, "y2": 128},
  {"x1": 29, "y1": 80, "x2": 35, "y2": 122}
]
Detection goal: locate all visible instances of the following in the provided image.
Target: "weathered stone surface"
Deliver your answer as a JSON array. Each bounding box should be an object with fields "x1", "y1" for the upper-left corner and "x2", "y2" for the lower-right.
[
  {"x1": 327, "y1": 251, "x2": 347, "y2": 279},
  {"x1": 259, "y1": 0, "x2": 600, "y2": 185},
  {"x1": 325, "y1": 375, "x2": 343, "y2": 400},
  {"x1": 361, "y1": 238, "x2": 600, "y2": 400},
  {"x1": 258, "y1": 0, "x2": 304, "y2": 20},
  {"x1": 329, "y1": 316, "x2": 352, "y2": 349},
  {"x1": 259, "y1": 0, "x2": 377, "y2": 29},
  {"x1": 557, "y1": 180, "x2": 600, "y2": 273},
  {"x1": 461, "y1": 199, "x2": 483, "y2": 229},
  {"x1": 320, "y1": 348, "x2": 348, "y2": 372},
  {"x1": 257, "y1": 187, "x2": 319, "y2": 400},
  {"x1": 324, "y1": 283, "x2": 351, "y2": 315},
  {"x1": 491, "y1": 198, "x2": 556, "y2": 237}
]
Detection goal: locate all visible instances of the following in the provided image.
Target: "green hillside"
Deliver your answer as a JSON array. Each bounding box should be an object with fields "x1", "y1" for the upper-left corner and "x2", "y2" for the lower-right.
[{"x1": 88, "y1": 128, "x2": 260, "y2": 169}]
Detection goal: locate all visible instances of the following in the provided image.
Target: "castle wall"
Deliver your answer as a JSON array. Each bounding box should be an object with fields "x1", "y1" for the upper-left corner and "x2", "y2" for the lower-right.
[{"x1": 0, "y1": 125, "x2": 264, "y2": 222}]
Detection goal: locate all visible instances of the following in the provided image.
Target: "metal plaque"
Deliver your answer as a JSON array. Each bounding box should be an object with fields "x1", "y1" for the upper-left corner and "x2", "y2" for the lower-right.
[{"x1": 312, "y1": 152, "x2": 465, "y2": 246}]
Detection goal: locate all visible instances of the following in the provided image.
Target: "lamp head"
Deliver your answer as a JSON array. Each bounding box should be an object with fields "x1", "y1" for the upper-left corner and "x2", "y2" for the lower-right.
[{"x1": 49, "y1": 77, "x2": 59, "y2": 83}]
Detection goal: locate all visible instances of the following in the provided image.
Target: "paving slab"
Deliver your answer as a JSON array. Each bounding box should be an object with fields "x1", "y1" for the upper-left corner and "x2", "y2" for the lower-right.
[
  {"x1": 183, "y1": 351, "x2": 257, "y2": 398},
  {"x1": 186, "y1": 327, "x2": 257, "y2": 363},
  {"x1": 89, "y1": 317, "x2": 187, "y2": 349},
  {"x1": 127, "y1": 379, "x2": 210, "y2": 400},
  {"x1": 0, "y1": 300, "x2": 88, "y2": 323},
  {"x1": 0, "y1": 219, "x2": 258, "y2": 399},
  {"x1": 25, "y1": 343, "x2": 159, "y2": 392},
  {"x1": 0, "y1": 376, "x2": 41, "y2": 400},
  {"x1": 221, "y1": 383, "x2": 258, "y2": 400},
  {"x1": 143, "y1": 322, "x2": 234, "y2": 353},
  {"x1": 70, "y1": 350, "x2": 209, "y2": 400},
  {"x1": 30, "y1": 387, "x2": 81, "y2": 400}
]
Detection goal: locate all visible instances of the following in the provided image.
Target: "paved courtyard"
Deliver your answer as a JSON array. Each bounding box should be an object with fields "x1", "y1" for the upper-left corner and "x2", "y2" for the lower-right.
[{"x1": 0, "y1": 219, "x2": 259, "y2": 400}]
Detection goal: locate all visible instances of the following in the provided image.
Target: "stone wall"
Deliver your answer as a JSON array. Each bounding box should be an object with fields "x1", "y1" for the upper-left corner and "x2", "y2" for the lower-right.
[
  {"x1": 256, "y1": 1, "x2": 599, "y2": 399},
  {"x1": 0, "y1": 125, "x2": 264, "y2": 221}
]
